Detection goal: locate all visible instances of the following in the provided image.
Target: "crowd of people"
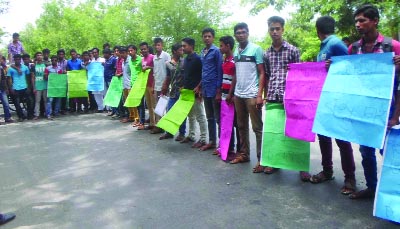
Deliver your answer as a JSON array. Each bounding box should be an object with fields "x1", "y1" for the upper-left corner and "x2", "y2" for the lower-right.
[{"x1": 1, "y1": 4, "x2": 400, "y2": 225}]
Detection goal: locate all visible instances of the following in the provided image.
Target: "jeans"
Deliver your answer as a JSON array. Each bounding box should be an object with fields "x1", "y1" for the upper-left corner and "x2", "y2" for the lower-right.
[
  {"x1": 138, "y1": 97, "x2": 146, "y2": 124},
  {"x1": 11, "y1": 89, "x2": 34, "y2": 119},
  {"x1": 34, "y1": 90, "x2": 47, "y2": 117},
  {"x1": 359, "y1": 145, "x2": 383, "y2": 190},
  {"x1": 234, "y1": 97, "x2": 263, "y2": 161},
  {"x1": 203, "y1": 96, "x2": 220, "y2": 144},
  {"x1": 187, "y1": 97, "x2": 207, "y2": 142},
  {"x1": 47, "y1": 97, "x2": 61, "y2": 116},
  {"x1": 0, "y1": 90, "x2": 11, "y2": 120},
  {"x1": 167, "y1": 94, "x2": 186, "y2": 136},
  {"x1": 317, "y1": 134, "x2": 355, "y2": 179}
]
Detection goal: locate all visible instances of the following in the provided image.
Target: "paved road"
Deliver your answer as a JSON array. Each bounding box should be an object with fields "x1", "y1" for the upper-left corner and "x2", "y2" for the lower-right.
[{"x1": 0, "y1": 113, "x2": 397, "y2": 228}]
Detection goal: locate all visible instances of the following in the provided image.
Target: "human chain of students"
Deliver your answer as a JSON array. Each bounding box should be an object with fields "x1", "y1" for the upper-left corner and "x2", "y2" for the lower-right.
[{"x1": 1, "y1": 4, "x2": 400, "y2": 225}]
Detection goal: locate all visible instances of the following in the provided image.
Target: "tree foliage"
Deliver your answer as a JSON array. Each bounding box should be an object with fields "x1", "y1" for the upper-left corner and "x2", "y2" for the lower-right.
[
  {"x1": 20, "y1": 0, "x2": 228, "y2": 56},
  {"x1": 244, "y1": 0, "x2": 400, "y2": 61}
]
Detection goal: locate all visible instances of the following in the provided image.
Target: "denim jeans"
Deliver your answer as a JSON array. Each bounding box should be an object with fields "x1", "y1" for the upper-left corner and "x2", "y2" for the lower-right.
[
  {"x1": 138, "y1": 97, "x2": 146, "y2": 124},
  {"x1": 167, "y1": 93, "x2": 186, "y2": 136},
  {"x1": 46, "y1": 97, "x2": 61, "y2": 116},
  {"x1": 0, "y1": 90, "x2": 11, "y2": 120}
]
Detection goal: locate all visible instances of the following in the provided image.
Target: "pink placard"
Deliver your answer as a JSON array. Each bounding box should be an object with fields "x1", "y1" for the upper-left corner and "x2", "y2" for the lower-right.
[{"x1": 219, "y1": 100, "x2": 235, "y2": 160}]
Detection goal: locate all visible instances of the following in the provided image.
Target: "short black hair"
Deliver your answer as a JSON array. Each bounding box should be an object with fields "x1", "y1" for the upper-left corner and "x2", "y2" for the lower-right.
[
  {"x1": 103, "y1": 43, "x2": 110, "y2": 49},
  {"x1": 113, "y1": 46, "x2": 120, "y2": 51},
  {"x1": 82, "y1": 51, "x2": 89, "y2": 56},
  {"x1": 202, "y1": 27, "x2": 215, "y2": 37},
  {"x1": 139, "y1": 42, "x2": 149, "y2": 48},
  {"x1": 50, "y1": 55, "x2": 58, "y2": 60},
  {"x1": 182, "y1": 37, "x2": 195, "y2": 48},
  {"x1": 42, "y1": 48, "x2": 50, "y2": 54},
  {"x1": 342, "y1": 37, "x2": 350, "y2": 42},
  {"x1": 119, "y1": 46, "x2": 128, "y2": 52},
  {"x1": 57, "y1": 49, "x2": 65, "y2": 55},
  {"x1": 34, "y1": 52, "x2": 42, "y2": 58},
  {"x1": 22, "y1": 54, "x2": 30, "y2": 59},
  {"x1": 70, "y1": 49, "x2": 77, "y2": 54},
  {"x1": 153, "y1": 37, "x2": 163, "y2": 44},
  {"x1": 171, "y1": 43, "x2": 181, "y2": 53},
  {"x1": 219, "y1": 36, "x2": 235, "y2": 51},
  {"x1": 316, "y1": 16, "x2": 335, "y2": 35},
  {"x1": 354, "y1": 4, "x2": 380, "y2": 20},
  {"x1": 268, "y1": 16, "x2": 285, "y2": 27},
  {"x1": 92, "y1": 47, "x2": 100, "y2": 53},
  {"x1": 12, "y1": 33, "x2": 19, "y2": 38},
  {"x1": 234, "y1": 22, "x2": 249, "y2": 33},
  {"x1": 128, "y1": 45, "x2": 138, "y2": 51},
  {"x1": 103, "y1": 49, "x2": 112, "y2": 55},
  {"x1": 13, "y1": 54, "x2": 22, "y2": 59}
]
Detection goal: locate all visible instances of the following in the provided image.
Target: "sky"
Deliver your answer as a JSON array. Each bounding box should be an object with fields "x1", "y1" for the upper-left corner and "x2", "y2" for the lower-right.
[{"x1": 0, "y1": 0, "x2": 294, "y2": 49}]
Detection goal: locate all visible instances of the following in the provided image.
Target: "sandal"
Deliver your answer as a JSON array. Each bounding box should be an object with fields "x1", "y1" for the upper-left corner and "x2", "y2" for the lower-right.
[
  {"x1": 264, "y1": 166, "x2": 279, "y2": 174},
  {"x1": 212, "y1": 148, "x2": 220, "y2": 155},
  {"x1": 341, "y1": 178, "x2": 356, "y2": 195},
  {"x1": 137, "y1": 124, "x2": 145, "y2": 130},
  {"x1": 199, "y1": 143, "x2": 216, "y2": 151},
  {"x1": 252, "y1": 162, "x2": 265, "y2": 173},
  {"x1": 349, "y1": 188, "x2": 375, "y2": 199},
  {"x1": 309, "y1": 171, "x2": 334, "y2": 183},
  {"x1": 229, "y1": 154, "x2": 250, "y2": 164},
  {"x1": 192, "y1": 141, "x2": 206, "y2": 148},
  {"x1": 132, "y1": 121, "x2": 140, "y2": 127},
  {"x1": 300, "y1": 171, "x2": 311, "y2": 182}
]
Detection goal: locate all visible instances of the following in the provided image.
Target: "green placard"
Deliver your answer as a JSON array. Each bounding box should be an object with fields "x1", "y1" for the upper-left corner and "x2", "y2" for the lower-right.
[
  {"x1": 68, "y1": 70, "x2": 88, "y2": 98},
  {"x1": 157, "y1": 89, "x2": 195, "y2": 135},
  {"x1": 47, "y1": 73, "x2": 67, "y2": 98},
  {"x1": 104, "y1": 76, "x2": 123, "y2": 107},
  {"x1": 124, "y1": 69, "x2": 150, "y2": 107},
  {"x1": 260, "y1": 103, "x2": 310, "y2": 171}
]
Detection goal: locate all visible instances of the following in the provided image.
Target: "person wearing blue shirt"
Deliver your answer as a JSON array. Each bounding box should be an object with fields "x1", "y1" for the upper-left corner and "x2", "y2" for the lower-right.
[
  {"x1": 309, "y1": 16, "x2": 357, "y2": 195},
  {"x1": 67, "y1": 49, "x2": 84, "y2": 113},
  {"x1": 7, "y1": 54, "x2": 34, "y2": 121},
  {"x1": 199, "y1": 27, "x2": 223, "y2": 151}
]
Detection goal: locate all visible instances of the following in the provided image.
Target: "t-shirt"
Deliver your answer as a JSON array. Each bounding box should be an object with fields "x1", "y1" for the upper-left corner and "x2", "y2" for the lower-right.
[
  {"x1": 153, "y1": 51, "x2": 171, "y2": 91},
  {"x1": 142, "y1": 54, "x2": 154, "y2": 88},
  {"x1": 34, "y1": 63, "x2": 47, "y2": 90},
  {"x1": 317, "y1": 35, "x2": 348, "y2": 62},
  {"x1": 221, "y1": 55, "x2": 235, "y2": 95},
  {"x1": 183, "y1": 53, "x2": 202, "y2": 90},
  {"x1": 7, "y1": 65, "x2": 30, "y2": 90},
  {"x1": 234, "y1": 42, "x2": 263, "y2": 98}
]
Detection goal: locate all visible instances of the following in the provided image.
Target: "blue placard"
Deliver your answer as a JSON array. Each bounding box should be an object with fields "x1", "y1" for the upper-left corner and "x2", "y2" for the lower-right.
[
  {"x1": 87, "y1": 62, "x2": 105, "y2": 92},
  {"x1": 312, "y1": 52, "x2": 395, "y2": 149},
  {"x1": 374, "y1": 128, "x2": 400, "y2": 223}
]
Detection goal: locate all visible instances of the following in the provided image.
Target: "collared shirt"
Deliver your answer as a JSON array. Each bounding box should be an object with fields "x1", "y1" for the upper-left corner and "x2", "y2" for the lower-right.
[
  {"x1": 104, "y1": 56, "x2": 117, "y2": 83},
  {"x1": 153, "y1": 51, "x2": 171, "y2": 91},
  {"x1": 221, "y1": 55, "x2": 235, "y2": 95},
  {"x1": 234, "y1": 42, "x2": 263, "y2": 98},
  {"x1": 123, "y1": 57, "x2": 131, "y2": 89},
  {"x1": 116, "y1": 57, "x2": 124, "y2": 75},
  {"x1": 129, "y1": 55, "x2": 142, "y2": 86},
  {"x1": 263, "y1": 41, "x2": 300, "y2": 102},
  {"x1": 57, "y1": 59, "x2": 68, "y2": 72},
  {"x1": 317, "y1": 35, "x2": 348, "y2": 62},
  {"x1": 142, "y1": 54, "x2": 154, "y2": 88},
  {"x1": 7, "y1": 65, "x2": 30, "y2": 90},
  {"x1": 166, "y1": 57, "x2": 184, "y2": 98},
  {"x1": 8, "y1": 41, "x2": 25, "y2": 57},
  {"x1": 91, "y1": 57, "x2": 105, "y2": 63},
  {"x1": 183, "y1": 52, "x2": 202, "y2": 90},
  {"x1": 200, "y1": 44, "x2": 223, "y2": 97},
  {"x1": 67, "y1": 58, "x2": 83, "y2": 71}
]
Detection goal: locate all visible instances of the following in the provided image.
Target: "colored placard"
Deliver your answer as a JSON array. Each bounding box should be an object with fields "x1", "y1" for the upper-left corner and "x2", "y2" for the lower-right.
[
  {"x1": 87, "y1": 62, "x2": 105, "y2": 92},
  {"x1": 124, "y1": 70, "x2": 150, "y2": 107},
  {"x1": 374, "y1": 128, "x2": 400, "y2": 223},
  {"x1": 312, "y1": 53, "x2": 395, "y2": 149},
  {"x1": 157, "y1": 89, "x2": 195, "y2": 135},
  {"x1": 67, "y1": 70, "x2": 88, "y2": 98},
  {"x1": 47, "y1": 73, "x2": 67, "y2": 98},
  {"x1": 219, "y1": 100, "x2": 235, "y2": 161},
  {"x1": 104, "y1": 76, "x2": 123, "y2": 107},
  {"x1": 261, "y1": 103, "x2": 310, "y2": 171},
  {"x1": 284, "y1": 62, "x2": 327, "y2": 142}
]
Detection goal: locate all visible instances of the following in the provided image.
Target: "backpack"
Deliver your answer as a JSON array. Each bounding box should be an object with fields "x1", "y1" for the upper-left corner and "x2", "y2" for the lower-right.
[{"x1": 351, "y1": 36, "x2": 393, "y2": 54}]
